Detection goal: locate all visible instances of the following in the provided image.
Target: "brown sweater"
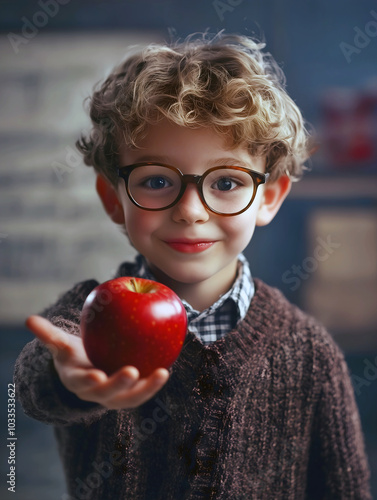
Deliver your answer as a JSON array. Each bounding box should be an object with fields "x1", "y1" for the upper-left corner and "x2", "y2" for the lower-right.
[{"x1": 14, "y1": 277, "x2": 372, "y2": 499}]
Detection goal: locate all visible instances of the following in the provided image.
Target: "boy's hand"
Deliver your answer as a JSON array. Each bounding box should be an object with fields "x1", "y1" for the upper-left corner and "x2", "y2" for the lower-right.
[{"x1": 25, "y1": 315, "x2": 170, "y2": 410}]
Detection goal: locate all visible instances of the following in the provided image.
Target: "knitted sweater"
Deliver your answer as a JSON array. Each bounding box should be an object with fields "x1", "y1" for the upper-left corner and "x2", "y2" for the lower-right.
[{"x1": 14, "y1": 276, "x2": 372, "y2": 500}]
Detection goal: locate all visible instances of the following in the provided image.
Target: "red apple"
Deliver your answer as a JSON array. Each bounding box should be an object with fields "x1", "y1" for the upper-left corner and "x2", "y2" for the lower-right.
[{"x1": 80, "y1": 277, "x2": 187, "y2": 378}]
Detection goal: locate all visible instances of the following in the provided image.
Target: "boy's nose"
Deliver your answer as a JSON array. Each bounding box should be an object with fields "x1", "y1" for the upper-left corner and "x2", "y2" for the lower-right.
[{"x1": 171, "y1": 184, "x2": 210, "y2": 224}]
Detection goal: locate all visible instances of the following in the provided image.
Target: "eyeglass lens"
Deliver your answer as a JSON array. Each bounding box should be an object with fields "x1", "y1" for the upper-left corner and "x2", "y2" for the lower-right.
[{"x1": 127, "y1": 165, "x2": 256, "y2": 214}]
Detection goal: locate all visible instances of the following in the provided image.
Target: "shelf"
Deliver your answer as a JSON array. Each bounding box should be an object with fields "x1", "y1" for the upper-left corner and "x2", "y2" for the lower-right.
[{"x1": 290, "y1": 173, "x2": 377, "y2": 199}]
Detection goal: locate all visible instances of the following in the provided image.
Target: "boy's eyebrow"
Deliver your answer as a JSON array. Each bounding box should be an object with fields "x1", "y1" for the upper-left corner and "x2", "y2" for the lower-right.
[
  {"x1": 205, "y1": 157, "x2": 252, "y2": 169},
  {"x1": 126, "y1": 155, "x2": 173, "y2": 165},
  {"x1": 124, "y1": 155, "x2": 253, "y2": 169}
]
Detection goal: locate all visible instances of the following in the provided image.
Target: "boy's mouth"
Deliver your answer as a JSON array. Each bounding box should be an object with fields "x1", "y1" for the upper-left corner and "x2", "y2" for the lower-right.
[{"x1": 164, "y1": 239, "x2": 217, "y2": 254}]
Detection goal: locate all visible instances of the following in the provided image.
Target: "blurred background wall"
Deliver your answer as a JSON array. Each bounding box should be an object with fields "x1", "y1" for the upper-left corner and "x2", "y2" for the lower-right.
[{"x1": 0, "y1": 0, "x2": 376, "y2": 498}]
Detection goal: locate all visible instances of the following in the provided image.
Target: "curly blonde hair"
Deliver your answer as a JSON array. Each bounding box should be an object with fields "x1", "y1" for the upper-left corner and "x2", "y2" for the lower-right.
[{"x1": 77, "y1": 32, "x2": 311, "y2": 185}]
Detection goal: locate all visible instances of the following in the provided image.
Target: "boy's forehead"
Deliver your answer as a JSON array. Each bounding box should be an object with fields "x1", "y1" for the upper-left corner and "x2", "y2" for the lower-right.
[{"x1": 117, "y1": 120, "x2": 265, "y2": 169}]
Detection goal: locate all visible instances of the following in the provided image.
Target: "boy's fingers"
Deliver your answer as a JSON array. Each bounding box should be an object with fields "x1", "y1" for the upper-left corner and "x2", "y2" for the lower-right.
[
  {"x1": 108, "y1": 366, "x2": 140, "y2": 388},
  {"x1": 79, "y1": 367, "x2": 169, "y2": 408},
  {"x1": 61, "y1": 367, "x2": 109, "y2": 394},
  {"x1": 59, "y1": 363, "x2": 169, "y2": 407},
  {"x1": 147, "y1": 368, "x2": 170, "y2": 386},
  {"x1": 95, "y1": 366, "x2": 140, "y2": 395},
  {"x1": 77, "y1": 366, "x2": 140, "y2": 402},
  {"x1": 25, "y1": 315, "x2": 74, "y2": 360},
  {"x1": 108, "y1": 368, "x2": 170, "y2": 409}
]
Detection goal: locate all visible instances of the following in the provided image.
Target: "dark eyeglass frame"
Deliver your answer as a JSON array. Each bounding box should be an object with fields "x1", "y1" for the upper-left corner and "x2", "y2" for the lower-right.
[{"x1": 117, "y1": 162, "x2": 270, "y2": 216}]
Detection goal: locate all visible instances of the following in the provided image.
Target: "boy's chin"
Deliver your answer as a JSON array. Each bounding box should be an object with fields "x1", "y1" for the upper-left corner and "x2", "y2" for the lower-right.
[{"x1": 147, "y1": 261, "x2": 201, "y2": 285}]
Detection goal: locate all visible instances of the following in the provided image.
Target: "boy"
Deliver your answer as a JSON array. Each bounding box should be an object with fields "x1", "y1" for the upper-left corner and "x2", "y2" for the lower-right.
[{"x1": 15, "y1": 33, "x2": 372, "y2": 499}]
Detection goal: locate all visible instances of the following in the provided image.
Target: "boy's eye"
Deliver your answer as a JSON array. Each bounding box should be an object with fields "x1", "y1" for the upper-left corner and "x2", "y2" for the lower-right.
[
  {"x1": 143, "y1": 176, "x2": 172, "y2": 189},
  {"x1": 211, "y1": 177, "x2": 240, "y2": 191}
]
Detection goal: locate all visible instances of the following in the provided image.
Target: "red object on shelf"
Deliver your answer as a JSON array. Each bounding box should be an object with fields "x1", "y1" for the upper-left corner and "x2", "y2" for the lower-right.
[{"x1": 320, "y1": 83, "x2": 377, "y2": 171}]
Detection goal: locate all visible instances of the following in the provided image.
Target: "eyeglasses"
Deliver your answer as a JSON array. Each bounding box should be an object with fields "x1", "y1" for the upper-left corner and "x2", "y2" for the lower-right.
[{"x1": 117, "y1": 162, "x2": 269, "y2": 216}]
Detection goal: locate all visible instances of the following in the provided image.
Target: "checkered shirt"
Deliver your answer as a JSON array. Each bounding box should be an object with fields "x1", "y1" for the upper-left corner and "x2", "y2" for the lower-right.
[{"x1": 125, "y1": 253, "x2": 254, "y2": 345}]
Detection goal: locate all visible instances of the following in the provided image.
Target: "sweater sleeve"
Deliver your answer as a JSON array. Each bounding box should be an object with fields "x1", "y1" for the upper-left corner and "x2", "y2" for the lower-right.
[
  {"x1": 14, "y1": 280, "x2": 110, "y2": 427},
  {"x1": 306, "y1": 332, "x2": 372, "y2": 500}
]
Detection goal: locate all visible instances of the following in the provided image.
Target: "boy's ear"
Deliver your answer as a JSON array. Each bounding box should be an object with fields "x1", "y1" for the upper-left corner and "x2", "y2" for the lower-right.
[
  {"x1": 95, "y1": 174, "x2": 125, "y2": 224},
  {"x1": 256, "y1": 174, "x2": 291, "y2": 226}
]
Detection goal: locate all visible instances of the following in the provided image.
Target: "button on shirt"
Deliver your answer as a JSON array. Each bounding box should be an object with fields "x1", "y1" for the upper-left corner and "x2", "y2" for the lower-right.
[{"x1": 117, "y1": 253, "x2": 254, "y2": 345}]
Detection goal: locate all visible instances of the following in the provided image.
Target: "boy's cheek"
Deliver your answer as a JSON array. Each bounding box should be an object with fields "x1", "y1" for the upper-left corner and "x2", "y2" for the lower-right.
[
  {"x1": 124, "y1": 209, "x2": 160, "y2": 241},
  {"x1": 221, "y1": 214, "x2": 257, "y2": 250},
  {"x1": 227, "y1": 210, "x2": 258, "y2": 234}
]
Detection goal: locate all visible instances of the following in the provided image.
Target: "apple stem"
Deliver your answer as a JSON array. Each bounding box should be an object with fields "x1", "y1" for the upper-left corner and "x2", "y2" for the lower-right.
[
  {"x1": 129, "y1": 278, "x2": 138, "y2": 292},
  {"x1": 126, "y1": 278, "x2": 156, "y2": 294}
]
